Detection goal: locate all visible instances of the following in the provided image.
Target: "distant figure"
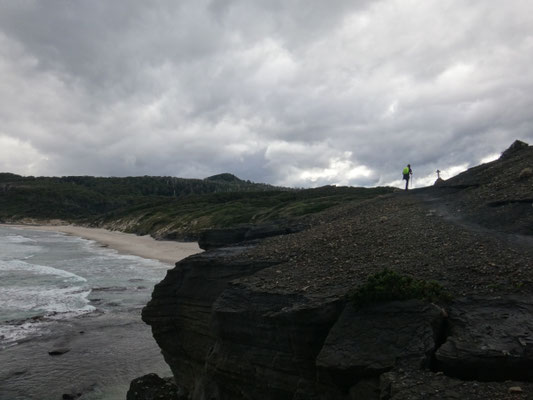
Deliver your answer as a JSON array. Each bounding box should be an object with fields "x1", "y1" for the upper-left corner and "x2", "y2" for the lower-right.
[
  {"x1": 436, "y1": 169, "x2": 441, "y2": 179},
  {"x1": 402, "y1": 164, "x2": 413, "y2": 190}
]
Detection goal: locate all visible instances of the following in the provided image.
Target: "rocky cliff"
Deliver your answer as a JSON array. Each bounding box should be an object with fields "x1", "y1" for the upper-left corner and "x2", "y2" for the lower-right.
[{"x1": 134, "y1": 141, "x2": 533, "y2": 400}]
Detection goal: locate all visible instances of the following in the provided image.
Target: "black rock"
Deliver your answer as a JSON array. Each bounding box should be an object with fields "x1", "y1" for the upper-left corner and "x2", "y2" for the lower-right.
[
  {"x1": 48, "y1": 347, "x2": 70, "y2": 356},
  {"x1": 127, "y1": 373, "x2": 184, "y2": 400},
  {"x1": 501, "y1": 139, "x2": 529, "y2": 159},
  {"x1": 316, "y1": 300, "x2": 445, "y2": 389},
  {"x1": 435, "y1": 296, "x2": 533, "y2": 381}
]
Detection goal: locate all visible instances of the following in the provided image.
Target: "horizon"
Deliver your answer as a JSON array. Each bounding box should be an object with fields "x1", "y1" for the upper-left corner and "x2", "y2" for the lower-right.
[
  {"x1": 0, "y1": 141, "x2": 502, "y2": 191},
  {"x1": 1, "y1": 1, "x2": 532, "y2": 188},
  {"x1": 0, "y1": 140, "x2": 509, "y2": 190}
]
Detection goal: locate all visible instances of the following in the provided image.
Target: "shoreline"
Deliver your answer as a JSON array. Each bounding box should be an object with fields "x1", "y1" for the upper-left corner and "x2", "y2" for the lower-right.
[{"x1": 1, "y1": 223, "x2": 202, "y2": 265}]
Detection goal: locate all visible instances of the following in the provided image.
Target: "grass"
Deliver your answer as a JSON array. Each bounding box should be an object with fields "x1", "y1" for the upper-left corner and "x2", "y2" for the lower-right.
[
  {"x1": 350, "y1": 269, "x2": 450, "y2": 308},
  {"x1": 0, "y1": 173, "x2": 396, "y2": 239}
]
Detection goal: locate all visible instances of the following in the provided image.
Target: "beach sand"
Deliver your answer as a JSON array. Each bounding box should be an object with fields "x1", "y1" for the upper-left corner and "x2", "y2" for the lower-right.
[{"x1": 1, "y1": 224, "x2": 202, "y2": 265}]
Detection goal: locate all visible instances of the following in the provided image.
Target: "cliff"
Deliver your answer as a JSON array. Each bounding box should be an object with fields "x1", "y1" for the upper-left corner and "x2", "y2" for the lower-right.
[{"x1": 135, "y1": 141, "x2": 533, "y2": 399}]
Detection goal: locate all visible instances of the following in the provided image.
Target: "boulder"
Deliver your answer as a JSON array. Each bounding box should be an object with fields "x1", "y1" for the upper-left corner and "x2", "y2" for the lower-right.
[
  {"x1": 316, "y1": 300, "x2": 446, "y2": 390},
  {"x1": 435, "y1": 296, "x2": 533, "y2": 381},
  {"x1": 198, "y1": 221, "x2": 306, "y2": 250},
  {"x1": 127, "y1": 373, "x2": 185, "y2": 400},
  {"x1": 518, "y1": 167, "x2": 533, "y2": 180},
  {"x1": 198, "y1": 226, "x2": 250, "y2": 250},
  {"x1": 203, "y1": 287, "x2": 345, "y2": 399},
  {"x1": 501, "y1": 140, "x2": 529, "y2": 159},
  {"x1": 48, "y1": 347, "x2": 70, "y2": 356}
]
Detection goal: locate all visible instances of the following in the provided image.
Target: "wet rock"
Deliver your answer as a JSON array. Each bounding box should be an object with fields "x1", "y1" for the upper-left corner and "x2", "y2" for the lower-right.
[
  {"x1": 127, "y1": 373, "x2": 184, "y2": 400},
  {"x1": 48, "y1": 347, "x2": 70, "y2": 356},
  {"x1": 62, "y1": 394, "x2": 81, "y2": 400}
]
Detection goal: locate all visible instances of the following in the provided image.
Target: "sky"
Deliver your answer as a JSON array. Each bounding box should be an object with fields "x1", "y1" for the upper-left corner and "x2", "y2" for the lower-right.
[{"x1": 0, "y1": 0, "x2": 532, "y2": 189}]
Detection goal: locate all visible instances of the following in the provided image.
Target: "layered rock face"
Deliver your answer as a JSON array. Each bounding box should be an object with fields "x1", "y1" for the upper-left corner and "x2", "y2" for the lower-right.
[
  {"x1": 141, "y1": 246, "x2": 279, "y2": 397},
  {"x1": 142, "y1": 245, "x2": 345, "y2": 399},
  {"x1": 142, "y1": 251, "x2": 533, "y2": 399},
  {"x1": 138, "y1": 142, "x2": 533, "y2": 399}
]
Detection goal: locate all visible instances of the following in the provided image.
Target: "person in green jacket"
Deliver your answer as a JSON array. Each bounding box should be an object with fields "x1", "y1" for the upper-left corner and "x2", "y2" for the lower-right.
[{"x1": 402, "y1": 164, "x2": 412, "y2": 190}]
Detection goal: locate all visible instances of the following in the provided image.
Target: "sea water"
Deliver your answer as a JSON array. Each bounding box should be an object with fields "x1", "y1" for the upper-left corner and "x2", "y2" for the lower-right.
[{"x1": 0, "y1": 226, "x2": 176, "y2": 400}]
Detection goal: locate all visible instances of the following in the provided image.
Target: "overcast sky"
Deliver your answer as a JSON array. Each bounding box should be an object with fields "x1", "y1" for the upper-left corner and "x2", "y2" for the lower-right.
[{"x1": 0, "y1": 0, "x2": 532, "y2": 188}]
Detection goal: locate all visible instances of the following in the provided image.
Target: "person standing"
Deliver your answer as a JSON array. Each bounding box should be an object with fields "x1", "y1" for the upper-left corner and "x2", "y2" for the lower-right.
[{"x1": 402, "y1": 164, "x2": 412, "y2": 190}]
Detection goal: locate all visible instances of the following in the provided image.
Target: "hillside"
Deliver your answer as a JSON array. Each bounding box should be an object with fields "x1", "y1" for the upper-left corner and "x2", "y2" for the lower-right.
[
  {"x1": 135, "y1": 141, "x2": 533, "y2": 400},
  {"x1": 0, "y1": 172, "x2": 395, "y2": 240}
]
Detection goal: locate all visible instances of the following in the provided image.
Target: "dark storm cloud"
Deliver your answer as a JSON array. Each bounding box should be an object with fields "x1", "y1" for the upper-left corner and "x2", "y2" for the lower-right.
[{"x1": 0, "y1": 0, "x2": 532, "y2": 187}]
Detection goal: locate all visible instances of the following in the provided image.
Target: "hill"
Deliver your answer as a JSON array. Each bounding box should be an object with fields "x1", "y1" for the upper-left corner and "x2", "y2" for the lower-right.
[
  {"x1": 0, "y1": 172, "x2": 395, "y2": 239},
  {"x1": 137, "y1": 140, "x2": 533, "y2": 400}
]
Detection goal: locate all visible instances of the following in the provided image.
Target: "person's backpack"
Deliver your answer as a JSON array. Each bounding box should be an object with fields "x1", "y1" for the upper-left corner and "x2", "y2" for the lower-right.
[{"x1": 402, "y1": 167, "x2": 410, "y2": 175}]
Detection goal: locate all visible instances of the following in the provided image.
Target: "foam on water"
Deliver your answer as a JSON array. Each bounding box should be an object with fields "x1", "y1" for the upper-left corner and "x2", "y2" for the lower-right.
[
  {"x1": 0, "y1": 226, "x2": 171, "y2": 350},
  {"x1": 0, "y1": 259, "x2": 87, "y2": 282},
  {"x1": 0, "y1": 226, "x2": 182, "y2": 399},
  {"x1": 0, "y1": 320, "x2": 52, "y2": 349},
  {"x1": 2, "y1": 234, "x2": 36, "y2": 243},
  {"x1": 0, "y1": 286, "x2": 94, "y2": 314}
]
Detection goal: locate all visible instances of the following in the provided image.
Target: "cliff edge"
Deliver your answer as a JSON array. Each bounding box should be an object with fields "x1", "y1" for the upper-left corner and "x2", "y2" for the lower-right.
[{"x1": 135, "y1": 141, "x2": 533, "y2": 400}]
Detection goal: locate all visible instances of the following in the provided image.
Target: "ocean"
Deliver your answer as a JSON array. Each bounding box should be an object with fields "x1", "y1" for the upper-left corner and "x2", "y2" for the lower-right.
[{"x1": 0, "y1": 226, "x2": 175, "y2": 400}]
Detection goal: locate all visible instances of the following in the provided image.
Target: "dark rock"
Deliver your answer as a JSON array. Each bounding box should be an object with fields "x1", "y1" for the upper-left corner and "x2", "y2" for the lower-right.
[
  {"x1": 198, "y1": 221, "x2": 306, "y2": 250},
  {"x1": 136, "y1": 140, "x2": 533, "y2": 399},
  {"x1": 203, "y1": 287, "x2": 345, "y2": 399},
  {"x1": 434, "y1": 177, "x2": 445, "y2": 186},
  {"x1": 127, "y1": 373, "x2": 184, "y2": 400},
  {"x1": 48, "y1": 347, "x2": 70, "y2": 356},
  {"x1": 435, "y1": 296, "x2": 533, "y2": 381},
  {"x1": 348, "y1": 379, "x2": 381, "y2": 399},
  {"x1": 316, "y1": 301, "x2": 445, "y2": 390},
  {"x1": 198, "y1": 226, "x2": 250, "y2": 250},
  {"x1": 61, "y1": 394, "x2": 82, "y2": 400},
  {"x1": 142, "y1": 246, "x2": 279, "y2": 394},
  {"x1": 501, "y1": 140, "x2": 529, "y2": 159},
  {"x1": 380, "y1": 368, "x2": 533, "y2": 400},
  {"x1": 519, "y1": 167, "x2": 533, "y2": 180}
]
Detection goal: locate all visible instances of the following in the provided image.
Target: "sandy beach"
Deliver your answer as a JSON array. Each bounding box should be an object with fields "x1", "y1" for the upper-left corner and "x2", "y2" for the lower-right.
[{"x1": 1, "y1": 224, "x2": 202, "y2": 265}]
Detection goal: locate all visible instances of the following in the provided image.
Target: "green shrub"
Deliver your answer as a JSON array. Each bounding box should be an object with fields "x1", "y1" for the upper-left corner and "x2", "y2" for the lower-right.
[{"x1": 351, "y1": 269, "x2": 450, "y2": 307}]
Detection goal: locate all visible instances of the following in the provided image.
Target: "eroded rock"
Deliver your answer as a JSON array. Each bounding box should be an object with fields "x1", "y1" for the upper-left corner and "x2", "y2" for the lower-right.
[
  {"x1": 316, "y1": 301, "x2": 446, "y2": 390},
  {"x1": 435, "y1": 297, "x2": 533, "y2": 381},
  {"x1": 127, "y1": 373, "x2": 184, "y2": 400}
]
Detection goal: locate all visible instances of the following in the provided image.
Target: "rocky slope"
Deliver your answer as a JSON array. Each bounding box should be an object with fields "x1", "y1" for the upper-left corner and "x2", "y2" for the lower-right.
[{"x1": 135, "y1": 141, "x2": 533, "y2": 399}]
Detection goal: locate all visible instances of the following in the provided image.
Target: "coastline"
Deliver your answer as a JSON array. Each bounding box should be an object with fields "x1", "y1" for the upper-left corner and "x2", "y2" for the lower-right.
[{"x1": 0, "y1": 223, "x2": 202, "y2": 265}]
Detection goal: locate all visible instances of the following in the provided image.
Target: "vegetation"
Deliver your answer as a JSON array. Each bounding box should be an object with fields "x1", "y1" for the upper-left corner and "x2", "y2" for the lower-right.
[
  {"x1": 0, "y1": 172, "x2": 395, "y2": 239},
  {"x1": 95, "y1": 185, "x2": 395, "y2": 238},
  {"x1": 351, "y1": 269, "x2": 450, "y2": 308}
]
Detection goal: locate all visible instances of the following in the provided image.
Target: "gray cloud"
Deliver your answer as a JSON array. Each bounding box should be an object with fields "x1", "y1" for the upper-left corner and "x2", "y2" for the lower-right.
[{"x1": 0, "y1": 0, "x2": 532, "y2": 187}]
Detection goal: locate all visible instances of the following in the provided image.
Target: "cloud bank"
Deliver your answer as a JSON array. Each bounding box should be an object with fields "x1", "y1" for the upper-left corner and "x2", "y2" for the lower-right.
[{"x1": 0, "y1": 0, "x2": 532, "y2": 188}]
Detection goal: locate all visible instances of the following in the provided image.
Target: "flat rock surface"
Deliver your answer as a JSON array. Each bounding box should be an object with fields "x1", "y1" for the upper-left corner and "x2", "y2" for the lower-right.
[
  {"x1": 436, "y1": 296, "x2": 533, "y2": 381},
  {"x1": 317, "y1": 301, "x2": 444, "y2": 378},
  {"x1": 237, "y1": 191, "x2": 533, "y2": 300},
  {"x1": 382, "y1": 368, "x2": 533, "y2": 400}
]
